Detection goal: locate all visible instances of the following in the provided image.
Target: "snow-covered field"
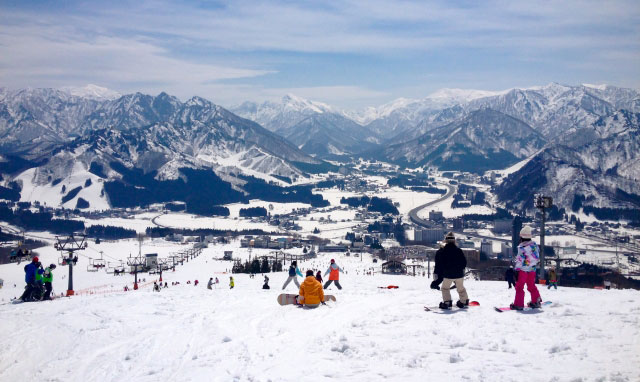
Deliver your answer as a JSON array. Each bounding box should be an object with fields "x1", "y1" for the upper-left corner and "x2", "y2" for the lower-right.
[{"x1": 1, "y1": 241, "x2": 639, "y2": 382}]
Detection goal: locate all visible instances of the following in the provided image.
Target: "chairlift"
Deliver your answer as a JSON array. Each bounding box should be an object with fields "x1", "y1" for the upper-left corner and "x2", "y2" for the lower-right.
[{"x1": 86, "y1": 264, "x2": 99, "y2": 272}]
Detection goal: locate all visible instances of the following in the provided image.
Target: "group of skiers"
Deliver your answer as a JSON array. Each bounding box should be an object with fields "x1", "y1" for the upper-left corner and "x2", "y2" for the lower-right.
[
  {"x1": 282, "y1": 259, "x2": 343, "y2": 291},
  {"x1": 433, "y1": 226, "x2": 547, "y2": 310},
  {"x1": 20, "y1": 257, "x2": 56, "y2": 302},
  {"x1": 279, "y1": 258, "x2": 344, "y2": 308}
]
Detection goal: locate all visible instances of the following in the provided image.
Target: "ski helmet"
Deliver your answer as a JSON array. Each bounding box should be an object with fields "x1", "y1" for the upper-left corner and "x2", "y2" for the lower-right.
[{"x1": 32, "y1": 256, "x2": 39, "y2": 262}]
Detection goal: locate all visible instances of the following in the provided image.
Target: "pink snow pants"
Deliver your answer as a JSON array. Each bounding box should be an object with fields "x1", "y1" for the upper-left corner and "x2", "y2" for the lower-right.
[{"x1": 514, "y1": 270, "x2": 541, "y2": 307}]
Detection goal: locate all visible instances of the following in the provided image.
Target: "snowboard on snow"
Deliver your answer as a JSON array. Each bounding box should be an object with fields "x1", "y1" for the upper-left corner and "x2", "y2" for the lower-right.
[
  {"x1": 494, "y1": 301, "x2": 552, "y2": 312},
  {"x1": 424, "y1": 301, "x2": 480, "y2": 311},
  {"x1": 277, "y1": 293, "x2": 336, "y2": 306}
]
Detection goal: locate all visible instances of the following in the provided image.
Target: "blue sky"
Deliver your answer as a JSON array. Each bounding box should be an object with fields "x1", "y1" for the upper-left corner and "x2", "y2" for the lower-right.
[{"x1": 1, "y1": 0, "x2": 639, "y2": 108}]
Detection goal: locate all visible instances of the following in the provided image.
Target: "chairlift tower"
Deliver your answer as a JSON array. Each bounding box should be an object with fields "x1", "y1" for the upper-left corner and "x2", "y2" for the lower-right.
[
  {"x1": 54, "y1": 233, "x2": 88, "y2": 296},
  {"x1": 127, "y1": 253, "x2": 146, "y2": 290},
  {"x1": 535, "y1": 195, "x2": 553, "y2": 280}
]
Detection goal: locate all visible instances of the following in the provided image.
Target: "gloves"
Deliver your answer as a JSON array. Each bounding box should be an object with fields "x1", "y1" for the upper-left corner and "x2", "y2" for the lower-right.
[{"x1": 430, "y1": 281, "x2": 440, "y2": 290}]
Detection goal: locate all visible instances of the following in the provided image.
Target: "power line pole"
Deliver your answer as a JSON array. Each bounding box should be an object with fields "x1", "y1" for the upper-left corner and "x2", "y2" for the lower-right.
[
  {"x1": 54, "y1": 233, "x2": 87, "y2": 296},
  {"x1": 535, "y1": 195, "x2": 553, "y2": 281}
]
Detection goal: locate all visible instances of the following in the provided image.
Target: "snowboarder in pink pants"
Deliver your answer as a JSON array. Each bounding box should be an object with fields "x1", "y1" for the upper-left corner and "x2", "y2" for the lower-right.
[{"x1": 511, "y1": 226, "x2": 542, "y2": 310}]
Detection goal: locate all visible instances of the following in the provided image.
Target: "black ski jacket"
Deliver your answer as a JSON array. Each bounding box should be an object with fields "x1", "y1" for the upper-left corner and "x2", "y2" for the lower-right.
[{"x1": 434, "y1": 243, "x2": 467, "y2": 279}]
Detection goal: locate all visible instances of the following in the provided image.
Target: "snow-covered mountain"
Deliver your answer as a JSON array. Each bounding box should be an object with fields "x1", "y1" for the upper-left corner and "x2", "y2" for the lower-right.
[
  {"x1": 0, "y1": 88, "x2": 103, "y2": 155},
  {"x1": 376, "y1": 108, "x2": 547, "y2": 173},
  {"x1": 231, "y1": 94, "x2": 334, "y2": 132},
  {"x1": 277, "y1": 113, "x2": 381, "y2": 158},
  {"x1": 60, "y1": 84, "x2": 121, "y2": 101},
  {"x1": 496, "y1": 111, "x2": 640, "y2": 213}
]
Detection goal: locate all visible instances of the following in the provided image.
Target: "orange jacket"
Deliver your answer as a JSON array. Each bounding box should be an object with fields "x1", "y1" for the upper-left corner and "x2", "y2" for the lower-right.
[
  {"x1": 299, "y1": 276, "x2": 324, "y2": 305},
  {"x1": 325, "y1": 263, "x2": 342, "y2": 280}
]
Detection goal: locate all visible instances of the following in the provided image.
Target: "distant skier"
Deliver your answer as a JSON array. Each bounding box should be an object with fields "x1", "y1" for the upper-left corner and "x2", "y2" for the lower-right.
[
  {"x1": 153, "y1": 282, "x2": 161, "y2": 292},
  {"x1": 505, "y1": 266, "x2": 516, "y2": 289},
  {"x1": 547, "y1": 267, "x2": 558, "y2": 290},
  {"x1": 315, "y1": 271, "x2": 323, "y2": 284},
  {"x1": 215, "y1": 277, "x2": 219, "y2": 285},
  {"x1": 229, "y1": 276, "x2": 235, "y2": 289},
  {"x1": 511, "y1": 226, "x2": 542, "y2": 310},
  {"x1": 323, "y1": 259, "x2": 343, "y2": 290},
  {"x1": 42, "y1": 264, "x2": 56, "y2": 300},
  {"x1": 298, "y1": 270, "x2": 324, "y2": 308},
  {"x1": 263, "y1": 275, "x2": 270, "y2": 290},
  {"x1": 194, "y1": 280, "x2": 199, "y2": 287},
  {"x1": 282, "y1": 261, "x2": 303, "y2": 290},
  {"x1": 207, "y1": 278, "x2": 214, "y2": 290},
  {"x1": 434, "y1": 232, "x2": 469, "y2": 310}
]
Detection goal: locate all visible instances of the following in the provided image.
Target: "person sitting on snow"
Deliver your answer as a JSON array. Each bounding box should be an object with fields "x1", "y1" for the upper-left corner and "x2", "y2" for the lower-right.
[{"x1": 298, "y1": 270, "x2": 325, "y2": 308}]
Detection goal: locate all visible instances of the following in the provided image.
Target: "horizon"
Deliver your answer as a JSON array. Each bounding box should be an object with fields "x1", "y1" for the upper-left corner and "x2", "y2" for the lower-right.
[
  {"x1": 1, "y1": 81, "x2": 635, "y2": 112},
  {"x1": 1, "y1": 1, "x2": 639, "y2": 109}
]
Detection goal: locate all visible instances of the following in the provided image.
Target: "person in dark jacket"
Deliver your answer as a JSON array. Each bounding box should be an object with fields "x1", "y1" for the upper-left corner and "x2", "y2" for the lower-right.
[
  {"x1": 315, "y1": 271, "x2": 323, "y2": 284},
  {"x1": 20, "y1": 257, "x2": 41, "y2": 301},
  {"x1": 434, "y1": 232, "x2": 469, "y2": 309},
  {"x1": 505, "y1": 266, "x2": 516, "y2": 289},
  {"x1": 282, "y1": 261, "x2": 303, "y2": 290}
]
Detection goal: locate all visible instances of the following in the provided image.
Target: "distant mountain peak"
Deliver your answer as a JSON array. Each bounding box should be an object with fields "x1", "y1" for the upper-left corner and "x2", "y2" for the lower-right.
[{"x1": 60, "y1": 84, "x2": 121, "y2": 100}]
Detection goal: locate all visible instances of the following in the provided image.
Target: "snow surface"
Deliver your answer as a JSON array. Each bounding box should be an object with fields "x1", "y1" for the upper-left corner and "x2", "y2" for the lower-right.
[{"x1": 1, "y1": 242, "x2": 638, "y2": 382}]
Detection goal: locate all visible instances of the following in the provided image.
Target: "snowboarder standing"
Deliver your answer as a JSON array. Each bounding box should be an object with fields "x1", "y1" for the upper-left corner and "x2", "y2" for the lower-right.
[
  {"x1": 323, "y1": 259, "x2": 343, "y2": 290},
  {"x1": 229, "y1": 277, "x2": 234, "y2": 289},
  {"x1": 434, "y1": 232, "x2": 469, "y2": 309},
  {"x1": 298, "y1": 270, "x2": 324, "y2": 308},
  {"x1": 511, "y1": 226, "x2": 543, "y2": 310},
  {"x1": 42, "y1": 264, "x2": 56, "y2": 300},
  {"x1": 547, "y1": 267, "x2": 558, "y2": 290},
  {"x1": 282, "y1": 261, "x2": 303, "y2": 290},
  {"x1": 207, "y1": 278, "x2": 214, "y2": 290},
  {"x1": 505, "y1": 266, "x2": 516, "y2": 289}
]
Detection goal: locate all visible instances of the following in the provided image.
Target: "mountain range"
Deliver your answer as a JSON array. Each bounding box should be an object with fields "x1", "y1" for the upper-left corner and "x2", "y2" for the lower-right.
[{"x1": 1, "y1": 82, "x2": 639, "y2": 217}]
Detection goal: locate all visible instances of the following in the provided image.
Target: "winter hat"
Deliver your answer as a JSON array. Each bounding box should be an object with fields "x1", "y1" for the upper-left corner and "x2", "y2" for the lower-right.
[
  {"x1": 520, "y1": 226, "x2": 532, "y2": 239},
  {"x1": 330, "y1": 259, "x2": 335, "y2": 263},
  {"x1": 306, "y1": 270, "x2": 314, "y2": 277},
  {"x1": 32, "y1": 256, "x2": 39, "y2": 263},
  {"x1": 49, "y1": 264, "x2": 56, "y2": 269},
  {"x1": 444, "y1": 232, "x2": 456, "y2": 243}
]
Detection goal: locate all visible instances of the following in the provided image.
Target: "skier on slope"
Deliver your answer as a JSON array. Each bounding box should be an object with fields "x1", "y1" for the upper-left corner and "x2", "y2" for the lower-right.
[
  {"x1": 323, "y1": 259, "x2": 343, "y2": 290},
  {"x1": 434, "y1": 232, "x2": 469, "y2": 309},
  {"x1": 282, "y1": 261, "x2": 303, "y2": 290},
  {"x1": 229, "y1": 277, "x2": 235, "y2": 289},
  {"x1": 298, "y1": 269, "x2": 324, "y2": 308},
  {"x1": 511, "y1": 226, "x2": 543, "y2": 310},
  {"x1": 505, "y1": 266, "x2": 516, "y2": 289},
  {"x1": 20, "y1": 257, "x2": 41, "y2": 301},
  {"x1": 42, "y1": 264, "x2": 56, "y2": 300},
  {"x1": 547, "y1": 267, "x2": 558, "y2": 290}
]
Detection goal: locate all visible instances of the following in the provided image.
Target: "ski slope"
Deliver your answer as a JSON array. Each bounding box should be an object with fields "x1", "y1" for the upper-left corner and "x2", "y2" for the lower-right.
[{"x1": 1, "y1": 245, "x2": 639, "y2": 382}]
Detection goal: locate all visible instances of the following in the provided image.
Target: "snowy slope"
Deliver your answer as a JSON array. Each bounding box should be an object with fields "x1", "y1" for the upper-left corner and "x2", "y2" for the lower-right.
[{"x1": 0, "y1": 245, "x2": 638, "y2": 382}]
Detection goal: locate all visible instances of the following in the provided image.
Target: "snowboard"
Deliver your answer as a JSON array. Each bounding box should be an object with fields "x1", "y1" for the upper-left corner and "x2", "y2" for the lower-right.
[
  {"x1": 494, "y1": 301, "x2": 552, "y2": 312},
  {"x1": 277, "y1": 293, "x2": 336, "y2": 306},
  {"x1": 378, "y1": 285, "x2": 399, "y2": 289},
  {"x1": 424, "y1": 300, "x2": 480, "y2": 311}
]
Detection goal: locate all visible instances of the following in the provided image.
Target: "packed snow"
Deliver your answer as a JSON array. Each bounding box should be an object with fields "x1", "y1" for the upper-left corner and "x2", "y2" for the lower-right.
[{"x1": 1, "y1": 239, "x2": 639, "y2": 382}]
